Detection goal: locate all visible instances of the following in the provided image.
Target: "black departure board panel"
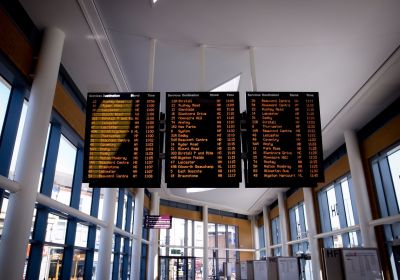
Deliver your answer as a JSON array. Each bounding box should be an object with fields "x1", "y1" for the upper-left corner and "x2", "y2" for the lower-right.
[
  {"x1": 83, "y1": 92, "x2": 160, "y2": 187},
  {"x1": 246, "y1": 92, "x2": 324, "y2": 187},
  {"x1": 166, "y1": 92, "x2": 241, "y2": 188}
]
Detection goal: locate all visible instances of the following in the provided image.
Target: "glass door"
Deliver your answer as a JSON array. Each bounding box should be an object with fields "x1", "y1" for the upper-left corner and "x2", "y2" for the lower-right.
[{"x1": 159, "y1": 256, "x2": 196, "y2": 280}]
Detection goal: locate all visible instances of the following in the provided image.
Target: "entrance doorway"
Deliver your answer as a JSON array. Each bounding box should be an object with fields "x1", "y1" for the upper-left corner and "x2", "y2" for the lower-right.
[{"x1": 159, "y1": 256, "x2": 196, "y2": 280}]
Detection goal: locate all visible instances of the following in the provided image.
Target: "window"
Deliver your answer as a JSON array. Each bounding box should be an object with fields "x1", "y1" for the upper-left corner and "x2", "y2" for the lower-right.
[
  {"x1": 289, "y1": 203, "x2": 312, "y2": 279},
  {"x1": 8, "y1": 100, "x2": 28, "y2": 180},
  {"x1": 317, "y1": 176, "x2": 361, "y2": 248},
  {"x1": 51, "y1": 135, "x2": 77, "y2": 205},
  {"x1": 79, "y1": 183, "x2": 92, "y2": 215},
  {"x1": 258, "y1": 225, "x2": 266, "y2": 258},
  {"x1": 211, "y1": 74, "x2": 240, "y2": 92},
  {"x1": 271, "y1": 216, "x2": 281, "y2": 256},
  {"x1": 371, "y1": 143, "x2": 400, "y2": 279},
  {"x1": 0, "y1": 76, "x2": 11, "y2": 138}
]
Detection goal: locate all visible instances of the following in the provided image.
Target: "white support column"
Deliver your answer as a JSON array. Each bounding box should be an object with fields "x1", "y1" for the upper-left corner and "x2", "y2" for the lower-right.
[
  {"x1": 200, "y1": 44, "x2": 206, "y2": 91},
  {"x1": 303, "y1": 188, "x2": 322, "y2": 280},
  {"x1": 147, "y1": 192, "x2": 160, "y2": 280},
  {"x1": 130, "y1": 188, "x2": 145, "y2": 280},
  {"x1": 203, "y1": 205, "x2": 209, "y2": 280},
  {"x1": 278, "y1": 192, "x2": 289, "y2": 256},
  {"x1": 344, "y1": 130, "x2": 377, "y2": 247},
  {"x1": 263, "y1": 206, "x2": 272, "y2": 257},
  {"x1": 96, "y1": 188, "x2": 117, "y2": 280},
  {"x1": 251, "y1": 216, "x2": 260, "y2": 259},
  {"x1": 147, "y1": 38, "x2": 157, "y2": 92},
  {"x1": 0, "y1": 27, "x2": 64, "y2": 279},
  {"x1": 249, "y1": 47, "x2": 258, "y2": 91}
]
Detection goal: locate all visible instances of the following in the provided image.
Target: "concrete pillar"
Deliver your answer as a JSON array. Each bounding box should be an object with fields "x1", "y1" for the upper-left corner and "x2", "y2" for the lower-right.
[
  {"x1": 0, "y1": 27, "x2": 64, "y2": 278},
  {"x1": 262, "y1": 206, "x2": 272, "y2": 257},
  {"x1": 96, "y1": 188, "x2": 117, "y2": 280},
  {"x1": 303, "y1": 187, "x2": 322, "y2": 280},
  {"x1": 344, "y1": 130, "x2": 377, "y2": 247},
  {"x1": 278, "y1": 192, "x2": 289, "y2": 256},
  {"x1": 203, "y1": 205, "x2": 209, "y2": 280},
  {"x1": 147, "y1": 192, "x2": 160, "y2": 280},
  {"x1": 251, "y1": 215, "x2": 260, "y2": 259},
  {"x1": 130, "y1": 188, "x2": 144, "y2": 280}
]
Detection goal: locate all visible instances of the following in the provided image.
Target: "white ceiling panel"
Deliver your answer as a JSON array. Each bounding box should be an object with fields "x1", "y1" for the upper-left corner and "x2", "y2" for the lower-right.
[{"x1": 19, "y1": 0, "x2": 400, "y2": 214}]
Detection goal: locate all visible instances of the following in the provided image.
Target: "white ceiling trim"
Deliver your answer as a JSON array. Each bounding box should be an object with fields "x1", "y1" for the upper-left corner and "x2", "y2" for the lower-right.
[
  {"x1": 76, "y1": 0, "x2": 130, "y2": 92},
  {"x1": 322, "y1": 44, "x2": 400, "y2": 134}
]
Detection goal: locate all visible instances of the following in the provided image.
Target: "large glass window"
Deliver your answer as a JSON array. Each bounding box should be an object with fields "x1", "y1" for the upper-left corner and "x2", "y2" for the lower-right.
[
  {"x1": 51, "y1": 135, "x2": 77, "y2": 205},
  {"x1": 317, "y1": 176, "x2": 361, "y2": 248},
  {"x1": 0, "y1": 76, "x2": 11, "y2": 138},
  {"x1": 159, "y1": 217, "x2": 238, "y2": 280},
  {"x1": 271, "y1": 216, "x2": 281, "y2": 256},
  {"x1": 258, "y1": 225, "x2": 266, "y2": 259},
  {"x1": 79, "y1": 183, "x2": 92, "y2": 215},
  {"x1": 8, "y1": 100, "x2": 28, "y2": 180},
  {"x1": 289, "y1": 203, "x2": 312, "y2": 279},
  {"x1": 371, "y1": 143, "x2": 400, "y2": 279}
]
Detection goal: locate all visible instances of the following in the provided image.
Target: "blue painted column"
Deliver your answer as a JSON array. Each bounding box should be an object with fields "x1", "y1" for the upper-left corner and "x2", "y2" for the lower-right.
[{"x1": 0, "y1": 27, "x2": 65, "y2": 279}]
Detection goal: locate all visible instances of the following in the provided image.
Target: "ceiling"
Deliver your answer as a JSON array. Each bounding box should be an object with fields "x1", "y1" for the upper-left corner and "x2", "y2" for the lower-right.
[{"x1": 20, "y1": 0, "x2": 400, "y2": 215}]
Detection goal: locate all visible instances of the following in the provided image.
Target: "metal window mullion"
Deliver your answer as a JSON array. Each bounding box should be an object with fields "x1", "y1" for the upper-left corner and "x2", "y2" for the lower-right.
[
  {"x1": 112, "y1": 235, "x2": 122, "y2": 280},
  {"x1": 318, "y1": 190, "x2": 334, "y2": 247},
  {"x1": 334, "y1": 182, "x2": 350, "y2": 247},
  {"x1": 298, "y1": 204, "x2": 307, "y2": 239},
  {"x1": 0, "y1": 86, "x2": 25, "y2": 176},
  {"x1": 60, "y1": 148, "x2": 83, "y2": 279},
  {"x1": 379, "y1": 157, "x2": 400, "y2": 238},
  {"x1": 112, "y1": 189, "x2": 125, "y2": 279},
  {"x1": 26, "y1": 123, "x2": 61, "y2": 279},
  {"x1": 69, "y1": 148, "x2": 83, "y2": 209},
  {"x1": 26, "y1": 205, "x2": 50, "y2": 279},
  {"x1": 0, "y1": 86, "x2": 25, "y2": 211},
  {"x1": 40, "y1": 123, "x2": 61, "y2": 196},
  {"x1": 60, "y1": 217, "x2": 78, "y2": 279},
  {"x1": 121, "y1": 193, "x2": 133, "y2": 279},
  {"x1": 288, "y1": 208, "x2": 298, "y2": 241}
]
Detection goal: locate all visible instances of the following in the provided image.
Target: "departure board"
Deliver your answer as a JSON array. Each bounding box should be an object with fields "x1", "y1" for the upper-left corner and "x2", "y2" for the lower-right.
[
  {"x1": 246, "y1": 92, "x2": 324, "y2": 187},
  {"x1": 166, "y1": 92, "x2": 241, "y2": 188},
  {"x1": 83, "y1": 92, "x2": 160, "y2": 187}
]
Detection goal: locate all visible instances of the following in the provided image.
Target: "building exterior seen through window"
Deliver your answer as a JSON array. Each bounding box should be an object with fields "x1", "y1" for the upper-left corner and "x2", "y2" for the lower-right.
[
  {"x1": 271, "y1": 216, "x2": 282, "y2": 256},
  {"x1": 317, "y1": 175, "x2": 361, "y2": 248},
  {"x1": 371, "y1": 143, "x2": 400, "y2": 280},
  {"x1": 159, "y1": 217, "x2": 239, "y2": 279},
  {"x1": 289, "y1": 203, "x2": 312, "y2": 280},
  {"x1": 0, "y1": 76, "x2": 11, "y2": 139}
]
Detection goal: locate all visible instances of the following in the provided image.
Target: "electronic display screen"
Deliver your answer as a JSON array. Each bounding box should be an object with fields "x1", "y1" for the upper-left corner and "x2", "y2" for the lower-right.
[
  {"x1": 83, "y1": 92, "x2": 160, "y2": 187},
  {"x1": 144, "y1": 215, "x2": 172, "y2": 229},
  {"x1": 246, "y1": 92, "x2": 324, "y2": 187},
  {"x1": 165, "y1": 92, "x2": 242, "y2": 188}
]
